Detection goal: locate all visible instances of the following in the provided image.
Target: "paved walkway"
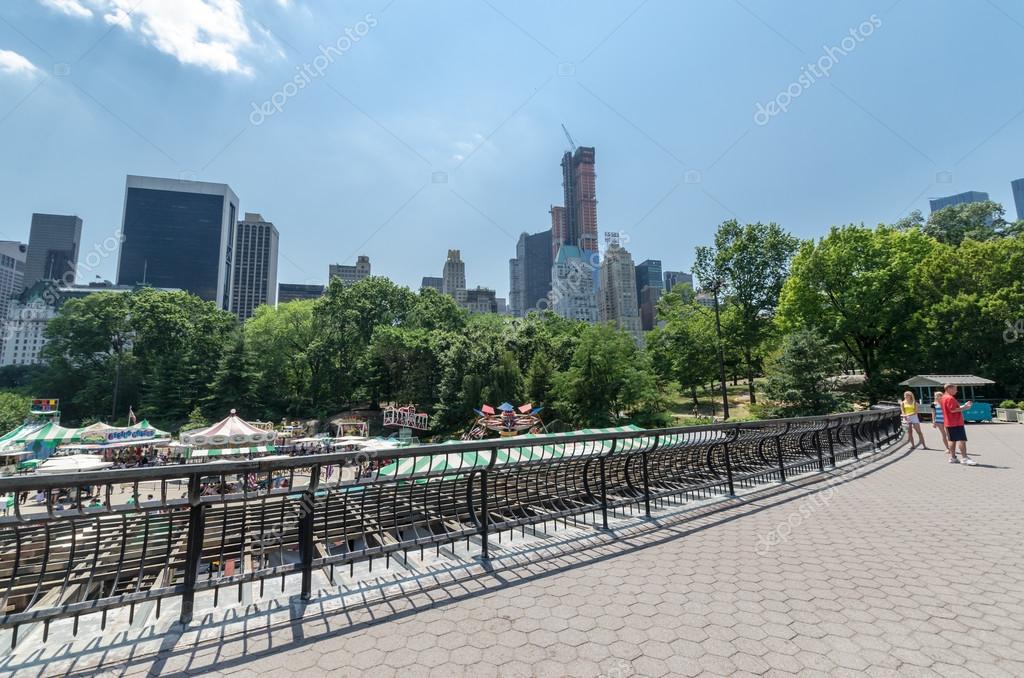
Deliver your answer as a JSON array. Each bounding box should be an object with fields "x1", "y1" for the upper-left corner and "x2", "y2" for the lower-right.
[{"x1": 18, "y1": 423, "x2": 1024, "y2": 677}]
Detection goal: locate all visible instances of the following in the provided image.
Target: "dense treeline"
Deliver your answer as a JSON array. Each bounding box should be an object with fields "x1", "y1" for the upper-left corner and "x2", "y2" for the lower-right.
[{"x1": 3, "y1": 199, "x2": 1021, "y2": 433}]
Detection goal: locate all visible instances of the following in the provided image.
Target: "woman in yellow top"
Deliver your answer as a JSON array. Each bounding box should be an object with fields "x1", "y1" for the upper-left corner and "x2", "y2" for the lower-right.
[{"x1": 902, "y1": 391, "x2": 928, "y2": 450}]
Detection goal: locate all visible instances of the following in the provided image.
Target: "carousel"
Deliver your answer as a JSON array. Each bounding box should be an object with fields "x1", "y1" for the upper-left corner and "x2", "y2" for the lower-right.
[{"x1": 180, "y1": 409, "x2": 278, "y2": 462}]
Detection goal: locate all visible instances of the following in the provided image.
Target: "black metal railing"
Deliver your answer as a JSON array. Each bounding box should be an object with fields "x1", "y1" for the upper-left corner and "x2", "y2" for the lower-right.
[{"x1": 0, "y1": 406, "x2": 902, "y2": 647}]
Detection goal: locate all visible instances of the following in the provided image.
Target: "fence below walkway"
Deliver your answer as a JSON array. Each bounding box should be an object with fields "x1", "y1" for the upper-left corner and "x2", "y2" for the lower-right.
[{"x1": 0, "y1": 405, "x2": 903, "y2": 648}]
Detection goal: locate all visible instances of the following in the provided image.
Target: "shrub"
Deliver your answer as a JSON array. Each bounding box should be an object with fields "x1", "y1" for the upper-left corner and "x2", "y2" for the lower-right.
[
  {"x1": 999, "y1": 399, "x2": 1018, "y2": 409},
  {"x1": 1018, "y1": 401, "x2": 1024, "y2": 410}
]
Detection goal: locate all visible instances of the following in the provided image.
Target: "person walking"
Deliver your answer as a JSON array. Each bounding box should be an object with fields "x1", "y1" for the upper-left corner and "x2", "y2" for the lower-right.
[
  {"x1": 940, "y1": 383, "x2": 976, "y2": 465},
  {"x1": 931, "y1": 390, "x2": 949, "y2": 452},
  {"x1": 901, "y1": 391, "x2": 928, "y2": 450}
]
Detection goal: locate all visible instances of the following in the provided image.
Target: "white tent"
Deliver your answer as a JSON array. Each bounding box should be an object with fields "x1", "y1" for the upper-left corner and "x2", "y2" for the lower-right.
[{"x1": 180, "y1": 410, "x2": 278, "y2": 447}]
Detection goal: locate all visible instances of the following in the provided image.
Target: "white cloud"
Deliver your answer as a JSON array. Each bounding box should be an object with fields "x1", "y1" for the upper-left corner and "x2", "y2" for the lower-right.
[
  {"x1": 38, "y1": 0, "x2": 92, "y2": 18},
  {"x1": 0, "y1": 49, "x2": 41, "y2": 77},
  {"x1": 37, "y1": 0, "x2": 266, "y2": 75}
]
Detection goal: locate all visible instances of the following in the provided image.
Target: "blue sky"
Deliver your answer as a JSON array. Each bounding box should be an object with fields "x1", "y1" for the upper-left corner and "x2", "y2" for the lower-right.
[{"x1": 1, "y1": 0, "x2": 1023, "y2": 297}]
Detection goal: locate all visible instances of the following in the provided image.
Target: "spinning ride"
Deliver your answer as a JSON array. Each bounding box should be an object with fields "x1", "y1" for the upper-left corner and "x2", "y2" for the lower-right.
[{"x1": 465, "y1": 402, "x2": 544, "y2": 439}]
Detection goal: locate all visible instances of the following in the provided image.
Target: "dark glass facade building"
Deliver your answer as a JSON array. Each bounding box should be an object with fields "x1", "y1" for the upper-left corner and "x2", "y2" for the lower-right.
[
  {"x1": 24, "y1": 213, "x2": 81, "y2": 289},
  {"x1": 928, "y1": 190, "x2": 989, "y2": 214},
  {"x1": 509, "y1": 229, "x2": 553, "y2": 316},
  {"x1": 278, "y1": 283, "x2": 324, "y2": 303},
  {"x1": 117, "y1": 176, "x2": 238, "y2": 309},
  {"x1": 634, "y1": 258, "x2": 663, "y2": 305}
]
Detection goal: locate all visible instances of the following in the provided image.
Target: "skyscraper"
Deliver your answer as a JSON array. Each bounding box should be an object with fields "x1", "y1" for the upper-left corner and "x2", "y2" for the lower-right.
[
  {"x1": 549, "y1": 206, "x2": 566, "y2": 260},
  {"x1": 420, "y1": 276, "x2": 443, "y2": 292},
  {"x1": 663, "y1": 270, "x2": 693, "y2": 292},
  {"x1": 928, "y1": 191, "x2": 989, "y2": 213},
  {"x1": 24, "y1": 213, "x2": 82, "y2": 289},
  {"x1": 639, "y1": 286, "x2": 661, "y2": 332},
  {"x1": 230, "y1": 213, "x2": 279, "y2": 321},
  {"x1": 598, "y1": 243, "x2": 642, "y2": 344},
  {"x1": 463, "y1": 287, "x2": 498, "y2": 314},
  {"x1": 329, "y1": 255, "x2": 371, "y2": 285},
  {"x1": 442, "y1": 249, "x2": 467, "y2": 302},
  {"x1": 278, "y1": 283, "x2": 324, "y2": 303},
  {"x1": 0, "y1": 242, "x2": 26, "y2": 321},
  {"x1": 509, "y1": 229, "x2": 553, "y2": 316},
  {"x1": 634, "y1": 259, "x2": 663, "y2": 305},
  {"x1": 117, "y1": 175, "x2": 239, "y2": 310},
  {"x1": 557, "y1": 147, "x2": 598, "y2": 254},
  {"x1": 1012, "y1": 179, "x2": 1024, "y2": 221},
  {"x1": 551, "y1": 245, "x2": 598, "y2": 322}
]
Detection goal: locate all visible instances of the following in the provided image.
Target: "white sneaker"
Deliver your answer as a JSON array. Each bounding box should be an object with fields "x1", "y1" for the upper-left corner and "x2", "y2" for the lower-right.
[
  {"x1": 961, "y1": 457, "x2": 977, "y2": 466},
  {"x1": 948, "y1": 457, "x2": 959, "y2": 464}
]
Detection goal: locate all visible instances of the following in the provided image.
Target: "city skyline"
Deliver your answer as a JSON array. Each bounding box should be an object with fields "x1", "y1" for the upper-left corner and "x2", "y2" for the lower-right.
[{"x1": 3, "y1": 2, "x2": 1024, "y2": 298}]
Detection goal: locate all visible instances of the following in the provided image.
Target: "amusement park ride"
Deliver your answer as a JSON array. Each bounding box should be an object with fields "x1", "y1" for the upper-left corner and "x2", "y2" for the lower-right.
[
  {"x1": 465, "y1": 402, "x2": 545, "y2": 439},
  {"x1": 382, "y1": 404, "x2": 430, "y2": 442}
]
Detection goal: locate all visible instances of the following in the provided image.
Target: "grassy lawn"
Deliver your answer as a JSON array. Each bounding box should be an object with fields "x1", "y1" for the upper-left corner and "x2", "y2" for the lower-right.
[{"x1": 664, "y1": 378, "x2": 768, "y2": 424}]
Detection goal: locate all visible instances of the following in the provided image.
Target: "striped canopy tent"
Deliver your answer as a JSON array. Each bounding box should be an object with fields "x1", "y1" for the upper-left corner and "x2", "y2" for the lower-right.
[
  {"x1": 188, "y1": 445, "x2": 275, "y2": 459},
  {"x1": 0, "y1": 424, "x2": 34, "y2": 450},
  {"x1": 0, "y1": 422, "x2": 80, "y2": 451},
  {"x1": 180, "y1": 409, "x2": 278, "y2": 447},
  {"x1": 131, "y1": 419, "x2": 170, "y2": 437},
  {"x1": 378, "y1": 425, "x2": 648, "y2": 480}
]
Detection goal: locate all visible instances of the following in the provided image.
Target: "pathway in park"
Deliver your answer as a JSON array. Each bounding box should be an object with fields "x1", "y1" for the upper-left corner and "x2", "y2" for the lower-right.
[{"x1": 13, "y1": 422, "x2": 1024, "y2": 677}]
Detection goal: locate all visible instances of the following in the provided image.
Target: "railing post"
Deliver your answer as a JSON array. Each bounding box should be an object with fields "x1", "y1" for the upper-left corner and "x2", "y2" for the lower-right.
[
  {"x1": 826, "y1": 419, "x2": 837, "y2": 467},
  {"x1": 724, "y1": 429, "x2": 736, "y2": 497},
  {"x1": 815, "y1": 429, "x2": 825, "y2": 472},
  {"x1": 850, "y1": 419, "x2": 860, "y2": 460},
  {"x1": 775, "y1": 423, "x2": 789, "y2": 483},
  {"x1": 479, "y1": 468, "x2": 490, "y2": 559},
  {"x1": 180, "y1": 474, "x2": 205, "y2": 625},
  {"x1": 599, "y1": 440, "x2": 616, "y2": 530},
  {"x1": 643, "y1": 435, "x2": 658, "y2": 517},
  {"x1": 478, "y1": 443, "x2": 497, "y2": 560},
  {"x1": 299, "y1": 464, "x2": 320, "y2": 601}
]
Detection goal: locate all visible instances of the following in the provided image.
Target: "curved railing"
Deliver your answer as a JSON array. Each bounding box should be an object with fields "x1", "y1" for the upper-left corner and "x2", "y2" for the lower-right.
[{"x1": 0, "y1": 405, "x2": 902, "y2": 647}]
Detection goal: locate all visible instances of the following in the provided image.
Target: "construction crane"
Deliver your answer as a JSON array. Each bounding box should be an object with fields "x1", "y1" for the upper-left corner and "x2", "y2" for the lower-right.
[{"x1": 561, "y1": 123, "x2": 576, "y2": 152}]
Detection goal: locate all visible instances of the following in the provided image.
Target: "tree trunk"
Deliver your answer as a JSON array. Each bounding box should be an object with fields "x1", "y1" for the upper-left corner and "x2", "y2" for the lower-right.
[
  {"x1": 690, "y1": 386, "x2": 699, "y2": 407},
  {"x1": 745, "y1": 348, "x2": 756, "y2": 405}
]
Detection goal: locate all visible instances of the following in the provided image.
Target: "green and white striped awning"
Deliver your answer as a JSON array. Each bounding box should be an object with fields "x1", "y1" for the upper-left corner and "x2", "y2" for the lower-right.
[
  {"x1": 0, "y1": 422, "x2": 80, "y2": 450},
  {"x1": 189, "y1": 445, "x2": 275, "y2": 459},
  {"x1": 379, "y1": 425, "x2": 647, "y2": 479}
]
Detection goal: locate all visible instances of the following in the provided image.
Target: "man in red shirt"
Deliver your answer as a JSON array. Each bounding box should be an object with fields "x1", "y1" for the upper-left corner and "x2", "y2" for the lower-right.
[{"x1": 940, "y1": 384, "x2": 976, "y2": 465}]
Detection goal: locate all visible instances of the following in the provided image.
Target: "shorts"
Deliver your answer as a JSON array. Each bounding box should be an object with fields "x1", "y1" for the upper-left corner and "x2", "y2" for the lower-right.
[
  {"x1": 946, "y1": 425, "x2": 967, "y2": 442},
  {"x1": 906, "y1": 414, "x2": 920, "y2": 424}
]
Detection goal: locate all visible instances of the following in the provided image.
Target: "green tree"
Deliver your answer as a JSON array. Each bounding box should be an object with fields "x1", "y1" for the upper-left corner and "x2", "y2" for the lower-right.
[
  {"x1": 245, "y1": 300, "x2": 326, "y2": 418},
  {"x1": 692, "y1": 220, "x2": 798, "y2": 404},
  {"x1": 0, "y1": 392, "x2": 30, "y2": 433},
  {"x1": 912, "y1": 235, "x2": 1024, "y2": 396},
  {"x1": 764, "y1": 329, "x2": 843, "y2": 416},
  {"x1": 524, "y1": 352, "x2": 555, "y2": 407},
  {"x1": 648, "y1": 287, "x2": 718, "y2": 407},
  {"x1": 204, "y1": 328, "x2": 259, "y2": 417},
  {"x1": 552, "y1": 323, "x2": 664, "y2": 428},
  {"x1": 181, "y1": 405, "x2": 209, "y2": 434},
  {"x1": 777, "y1": 225, "x2": 936, "y2": 398},
  {"x1": 924, "y1": 200, "x2": 1022, "y2": 245}
]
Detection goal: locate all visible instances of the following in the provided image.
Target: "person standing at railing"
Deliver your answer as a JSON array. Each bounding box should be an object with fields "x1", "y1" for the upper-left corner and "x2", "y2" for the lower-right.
[
  {"x1": 940, "y1": 384, "x2": 977, "y2": 465},
  {"x1": 931, "y1": 390, "x2": 949, "y2": 452},
  {"x1": 901, "y1": 392, "x2": 928, "y2": 450}
]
